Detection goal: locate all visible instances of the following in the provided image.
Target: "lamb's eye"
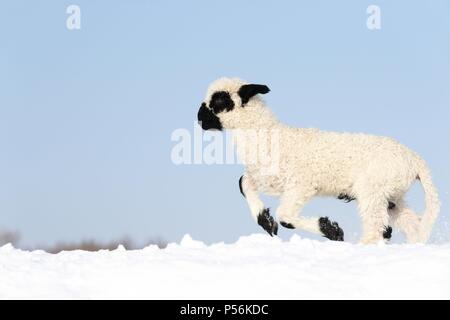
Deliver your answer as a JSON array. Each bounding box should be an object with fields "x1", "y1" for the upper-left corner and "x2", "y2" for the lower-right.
[{"x1": 209, "y1": 91, "x2": 235, "y2": 114}]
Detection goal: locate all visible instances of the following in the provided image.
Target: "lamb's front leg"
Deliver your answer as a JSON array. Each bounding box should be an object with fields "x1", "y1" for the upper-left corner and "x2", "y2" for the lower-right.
[
  {"x1": 239, "y1": 175, "x2": 278, "y2": 236},
  {"x1": 276, "y1": 190, "x2": 344, "y2": 241}
]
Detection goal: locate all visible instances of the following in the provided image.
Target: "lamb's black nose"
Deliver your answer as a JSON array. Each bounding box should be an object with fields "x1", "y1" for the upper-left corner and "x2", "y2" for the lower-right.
[
  {"x1": 197, "y1": 103, "x2": 222, "y2": 131},
  {"x1": 197, "y1": 103, "x2": 207, "y2": 122}
]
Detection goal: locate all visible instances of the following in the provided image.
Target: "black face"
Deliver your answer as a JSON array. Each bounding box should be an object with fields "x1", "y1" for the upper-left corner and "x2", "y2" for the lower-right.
[
  {"x1": 197, "y1": 91, "x2": 234, "y2": 131},
  {"x1": 197, "y1": 84, "x2": 271, "y2": 131}
]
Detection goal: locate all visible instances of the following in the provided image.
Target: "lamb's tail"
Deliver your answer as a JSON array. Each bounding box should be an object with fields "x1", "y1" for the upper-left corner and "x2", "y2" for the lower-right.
[{"x1": 416, "y1": 160, "x2": 440, "y2": 243}]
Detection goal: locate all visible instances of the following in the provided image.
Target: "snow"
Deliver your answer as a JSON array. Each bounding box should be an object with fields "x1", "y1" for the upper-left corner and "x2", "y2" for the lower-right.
[{"x1": 1, "y1": 234, "x2": 449, "y2": 299}]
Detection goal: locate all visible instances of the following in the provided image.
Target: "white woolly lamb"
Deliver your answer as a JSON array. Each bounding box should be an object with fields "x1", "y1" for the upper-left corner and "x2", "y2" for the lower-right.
[{"x1": 197, "y1": 77, "x2": 440, "y2": 244}]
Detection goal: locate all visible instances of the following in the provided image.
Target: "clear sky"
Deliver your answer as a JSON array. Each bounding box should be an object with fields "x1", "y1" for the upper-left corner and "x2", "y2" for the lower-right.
[{"x1": 1, "y1": 0, "x2": 449, "y2": 246}]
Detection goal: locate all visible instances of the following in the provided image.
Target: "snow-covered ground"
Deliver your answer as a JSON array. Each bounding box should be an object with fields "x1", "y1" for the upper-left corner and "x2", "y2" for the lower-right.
[{"x1": 0, "y1": 234, "x2": 449, "y2": 299}]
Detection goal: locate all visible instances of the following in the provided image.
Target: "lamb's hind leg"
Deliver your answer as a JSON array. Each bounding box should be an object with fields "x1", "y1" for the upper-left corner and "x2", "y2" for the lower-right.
[
  {"x1": 388, "y1": 198, "x2": 422, "y2": 243},
  {"x1": 276, "y1": 189, "x2": 344, "y2": 241},
  {"x1": 339, "y1": 193, "x2": 393, "y2": 241},
  {"x1": 357, "y1": 192, "x2": 391, "y2": 244},
  {"x1": 239, "y1": 175, "x2": 278, "y2": 236}
]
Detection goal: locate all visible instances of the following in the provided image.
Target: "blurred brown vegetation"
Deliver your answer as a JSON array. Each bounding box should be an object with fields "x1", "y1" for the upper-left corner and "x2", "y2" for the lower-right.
[
  {"x1": 0, "y1": 230, "x2": 166, "y2": 253},
  {"x1": 0, "y1": 230, "x2": 20, "y2": 247}
]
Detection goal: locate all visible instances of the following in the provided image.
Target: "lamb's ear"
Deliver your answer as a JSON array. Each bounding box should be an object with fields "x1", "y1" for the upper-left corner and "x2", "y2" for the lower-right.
[{"x1": 238, "y1": 84, "x2": 270, "y2": 105}]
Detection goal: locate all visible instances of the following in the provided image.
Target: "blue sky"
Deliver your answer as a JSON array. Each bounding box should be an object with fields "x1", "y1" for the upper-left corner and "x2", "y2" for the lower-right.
[{"x1": 0, "y1": 0, "x2": 449, "y2": 246}]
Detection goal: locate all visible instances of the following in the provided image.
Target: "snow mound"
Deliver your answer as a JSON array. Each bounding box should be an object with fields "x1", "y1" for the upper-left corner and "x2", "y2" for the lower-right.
[{"x1": 1, "y1": 234, "x2": 449, "y2": 299}]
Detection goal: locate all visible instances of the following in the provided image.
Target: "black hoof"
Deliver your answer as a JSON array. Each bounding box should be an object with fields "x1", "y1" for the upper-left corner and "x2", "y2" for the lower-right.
[
  {"x1": 383, "y1": 226, "x2": 392, "y2": 240},
  {"x1": 280, "y1": 221, "x2": 295, "y2": 229},
  {"x1": 257, "y1": 208, "x2": 278, "y2": 236},
  {"x1": 319, "y1": 217, "x2": 344, "y2": 241}
]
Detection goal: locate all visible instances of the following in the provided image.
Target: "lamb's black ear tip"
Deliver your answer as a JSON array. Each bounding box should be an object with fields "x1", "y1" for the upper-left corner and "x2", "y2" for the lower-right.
[{"x1": 263, "y1": 86, "x2": 270, "y2": 93}]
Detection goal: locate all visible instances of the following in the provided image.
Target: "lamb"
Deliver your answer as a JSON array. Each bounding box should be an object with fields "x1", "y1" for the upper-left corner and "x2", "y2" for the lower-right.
[{"x1": 197, "y1": 77, "x2": 440, "y2": 244}]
